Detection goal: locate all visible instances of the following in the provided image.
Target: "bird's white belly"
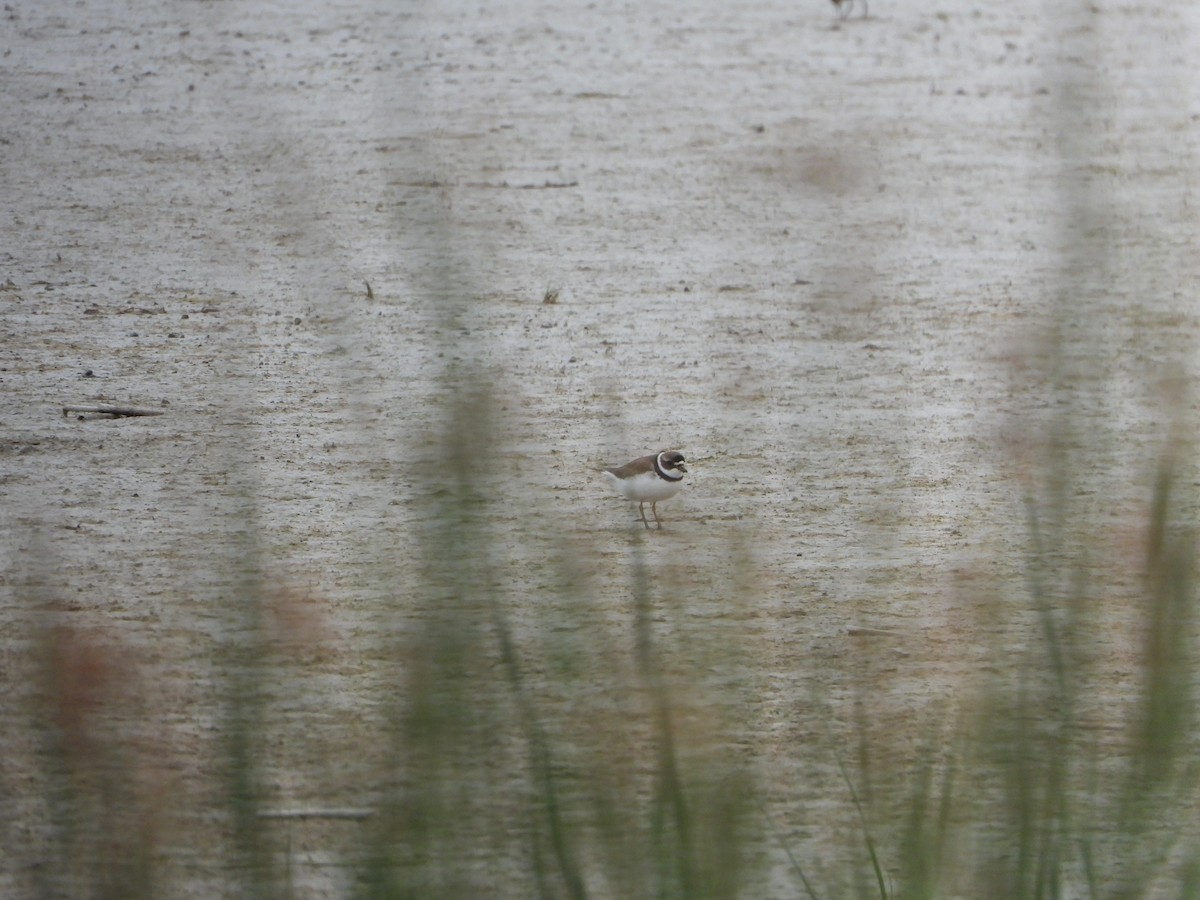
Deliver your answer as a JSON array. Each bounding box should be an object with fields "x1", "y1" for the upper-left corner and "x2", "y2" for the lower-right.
[{"x1": 604, "y1": 470, "x2": 683, "y2": 503}]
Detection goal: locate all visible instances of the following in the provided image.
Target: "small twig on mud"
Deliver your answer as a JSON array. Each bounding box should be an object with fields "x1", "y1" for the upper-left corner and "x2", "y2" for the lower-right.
[
  {"x1": 62, "y1": 405, "x2": 166, "y2": 418},
  {"x1": 257, "y1": 808, "x2": 374, "y2": 821}
]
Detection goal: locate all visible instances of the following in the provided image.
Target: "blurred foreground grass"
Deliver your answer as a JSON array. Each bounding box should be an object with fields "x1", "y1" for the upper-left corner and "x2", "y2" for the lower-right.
[
  {"x1": 5, "y1": 332, "x2": 1198, "y2": 899},
  {"x1": 4, "y1": 8, "x2": 1199, "y2": 899}
]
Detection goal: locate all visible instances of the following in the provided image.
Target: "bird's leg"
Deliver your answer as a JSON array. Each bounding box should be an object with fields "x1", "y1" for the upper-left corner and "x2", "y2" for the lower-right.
[
  {"x1": 651, "y1": 502, "x2": 663, "y2": 529},
  {"x1": 638, "y1": 501, "x2": 651, "y2": 529}
]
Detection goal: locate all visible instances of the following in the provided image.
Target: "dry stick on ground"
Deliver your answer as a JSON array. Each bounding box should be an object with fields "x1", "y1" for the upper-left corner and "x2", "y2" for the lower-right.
[
  {"x1": 257, "y1": 808, "x2": 374, "y2": 821},
  {"x1": 62, "y1": 405, "x2": 166, "y2": 418},
  {"x1": 846, "y1": 626, "x2": 901, "y2": 637}
]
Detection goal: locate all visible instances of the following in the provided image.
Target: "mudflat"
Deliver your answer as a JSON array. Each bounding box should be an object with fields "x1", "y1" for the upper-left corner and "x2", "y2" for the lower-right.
[{"x1": 3, "y1": 0, "x2": 1199, "y2": 894}]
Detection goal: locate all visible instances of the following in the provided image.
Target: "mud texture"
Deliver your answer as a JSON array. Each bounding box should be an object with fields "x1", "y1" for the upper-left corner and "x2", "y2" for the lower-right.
[{"x1": 3, "y1": 0, "x2": 1199, "y2": 895}]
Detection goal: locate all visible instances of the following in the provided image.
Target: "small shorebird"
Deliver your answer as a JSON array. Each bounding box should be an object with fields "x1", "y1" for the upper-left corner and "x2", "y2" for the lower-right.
[
  {"x1": 602, "y1": 450, "x2": 687, "y2": 529},
  {"x1": 831, "y1": 0, "x2": 867, "y2": 19}
]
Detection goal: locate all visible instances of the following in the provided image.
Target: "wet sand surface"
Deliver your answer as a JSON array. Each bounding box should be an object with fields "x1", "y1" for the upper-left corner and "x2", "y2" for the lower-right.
[{"x1": 3, "y1": 0, "x2": 1200, "y2": 894}]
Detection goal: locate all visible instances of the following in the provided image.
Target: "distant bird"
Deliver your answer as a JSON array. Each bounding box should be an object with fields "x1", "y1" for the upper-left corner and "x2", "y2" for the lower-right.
[
  {"x1": 831, "y1": 0, "x2": 867, "y2": 19},
  {"x1": 602, "y1": 450, "x2": 688, "y2": 529}
]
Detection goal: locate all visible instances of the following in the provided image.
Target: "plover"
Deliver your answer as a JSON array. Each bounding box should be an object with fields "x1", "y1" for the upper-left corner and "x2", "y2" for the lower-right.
[
  {"x1": 602, "y1": 450, "x2": 687, "y2": 529},
  {"x1": 831, "y1": 0, "x2": 867, "y2": 19}
]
